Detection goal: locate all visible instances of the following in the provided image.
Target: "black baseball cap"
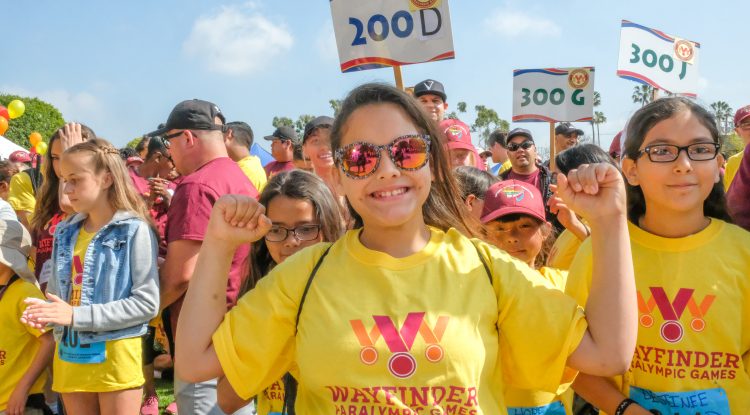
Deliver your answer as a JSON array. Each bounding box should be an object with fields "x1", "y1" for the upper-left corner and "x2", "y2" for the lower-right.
[
  {"x1": 413, "y1": 79, "x2": 447, "y2": 101},
  {"x1": 555, "y1": 122, "x2": 584, "y2": 136},
  {"x1": 507, "y1": 128, "x2": 534, "y2": 142},
  {"x1": 264, "y1": 126, "x2": 299, "y2": 144},
  {"x1": 303, "y1": 116, "x2": 334, "y2": 142},
  {"x1": 148, "y1": 99, "x2": 226, "y2": 137}
]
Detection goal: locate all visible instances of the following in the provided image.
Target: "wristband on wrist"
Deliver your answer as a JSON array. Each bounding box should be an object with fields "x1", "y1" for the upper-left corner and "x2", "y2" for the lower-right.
[{"x1": 614, "y1": 398, "x2": 636, "y2": 415}]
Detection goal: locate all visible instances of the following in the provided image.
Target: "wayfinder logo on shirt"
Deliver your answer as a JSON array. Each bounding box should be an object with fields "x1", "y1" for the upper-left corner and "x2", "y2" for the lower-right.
[
  {"x1": 637, "y1": 287, "x2": 715, "y2": 343},
  {"x1": 350, "y1": 312, "x2": 449, "y2": 379}
]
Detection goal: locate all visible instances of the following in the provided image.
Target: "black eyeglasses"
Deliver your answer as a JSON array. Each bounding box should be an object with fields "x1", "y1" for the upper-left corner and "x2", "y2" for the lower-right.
[
  {"x1": 264, "y1": 224, "x2": 321, "y2": 242},
  {"x1": 638, "y1": 142, "x2": 720, "y2": 163},
  {"x1": 506, "y1": 140, "x2": 534, "y2": 152}
]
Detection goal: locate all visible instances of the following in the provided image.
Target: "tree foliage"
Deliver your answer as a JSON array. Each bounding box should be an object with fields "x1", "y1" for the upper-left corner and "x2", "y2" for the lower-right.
[
  {"x1": 272, "y1": 115, "x2": 316, "y2": 138},
  {"x1": 0, "y1": 93, "x2": 65, "y2": 147},
  {"x1": 709, "y1": 101, "x2": 733, "y2": 135},
  {"x1": 632, "y1": 84, "x2": 654, "y2": 107},
  {"x1": 722, "y1": 132, "x2": 744, "y2": 157}
]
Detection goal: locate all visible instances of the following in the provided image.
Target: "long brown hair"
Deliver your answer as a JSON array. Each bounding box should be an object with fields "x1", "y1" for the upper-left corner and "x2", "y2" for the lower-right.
[
  {"x1": 330, "y1": 83, "x2": 478, "y2": 237},
  {"x1": 62, "y1": 138, "x2": 151, "y2": 224},
  {"x1": 31, "y1": 124, "x2": 97, "y2": 232},
  {"x1": 245, "y1": 170, "x2": 344, "y2": 293}
]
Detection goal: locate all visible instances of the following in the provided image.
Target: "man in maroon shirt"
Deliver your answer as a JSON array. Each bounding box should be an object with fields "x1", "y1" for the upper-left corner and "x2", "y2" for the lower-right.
[
  {"x1": 263, "y1": 125, "x2": 297, "y2": 178},
  {"x1": 499, "y1": 128, "x2": 555, "y2": 223},
  {"x1": 149, "y1": 99, "x2": 257, "y2": 415}
]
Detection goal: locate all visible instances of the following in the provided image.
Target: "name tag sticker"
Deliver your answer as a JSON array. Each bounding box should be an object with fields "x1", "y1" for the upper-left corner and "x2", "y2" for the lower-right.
[
  {"x1": 507, "y1": 401, "x2": 566, "y2": 415},
  {"x1": 58, "y1": 327, "x2": 106, "y2": 364},
  {"x1": 630, "y1": 385, "x2": 729, "y2": 415}
]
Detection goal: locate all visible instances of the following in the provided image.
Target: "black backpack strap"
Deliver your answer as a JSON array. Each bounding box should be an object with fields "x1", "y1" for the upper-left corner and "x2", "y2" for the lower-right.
[
  {"x1": 470, "y1": 240, "x2": 493, "y2": 286},
  {"x1": 24, "y1": 166, "x2": 42, "y2": 194},
  {"x1": 294, "y1": 243, "x2": 333, "y2": 333},
  {"x1": 283, "y1": 243, "x2": 333, "y2": 415}
]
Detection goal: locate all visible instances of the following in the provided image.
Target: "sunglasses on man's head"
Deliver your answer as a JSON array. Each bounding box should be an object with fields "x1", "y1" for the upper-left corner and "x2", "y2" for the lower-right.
[
  {"x1": 334, "y1": 134, "x2": 431, "y2": 179},
  {"x1": 506, "y1": 140, "x2": 534, "y2": 152}
]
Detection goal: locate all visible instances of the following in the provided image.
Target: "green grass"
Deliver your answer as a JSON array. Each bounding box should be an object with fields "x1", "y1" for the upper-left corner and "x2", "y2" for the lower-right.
[{"x1": 155, "y1": 377, "x2": 175, "y2": 411}]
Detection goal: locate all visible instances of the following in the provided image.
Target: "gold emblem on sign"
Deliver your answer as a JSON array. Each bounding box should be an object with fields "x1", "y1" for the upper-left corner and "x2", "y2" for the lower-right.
[
  {"x1": 409, "y1": 0, "x2": 440, "y2": 11},
  {"x1": 568, "y1": 68, "x2": 590, "y2": 89}
]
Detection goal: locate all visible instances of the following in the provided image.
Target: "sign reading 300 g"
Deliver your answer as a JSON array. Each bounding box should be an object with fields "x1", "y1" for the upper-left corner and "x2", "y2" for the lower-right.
[
  {"x1": 512, "y1": 67, "x2": 595, "y2": 123},
  {"x1": 330, "y1": 0, "x2": 454, "y2": 73},
  {"x1": 617, "y1": 20, "x2": 700, "y2": 96}
]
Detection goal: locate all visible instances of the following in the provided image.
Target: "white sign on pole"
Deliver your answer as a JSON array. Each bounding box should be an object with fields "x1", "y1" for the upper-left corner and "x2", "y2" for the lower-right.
[
  {"x1": 617, "y1": 20, "x2": 700, "y2": 96},
  {"x1": 512, "y1": 67, "x2": 595, "y2": 123},
  {"x1": 329, "y1": 0, "x2": 454, "y2": 73}
]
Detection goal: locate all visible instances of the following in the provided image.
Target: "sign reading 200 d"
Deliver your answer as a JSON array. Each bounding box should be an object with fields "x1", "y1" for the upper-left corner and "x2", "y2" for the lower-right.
[{"x1": 330, "y1": 0, "x2": 455, "y2": 73}]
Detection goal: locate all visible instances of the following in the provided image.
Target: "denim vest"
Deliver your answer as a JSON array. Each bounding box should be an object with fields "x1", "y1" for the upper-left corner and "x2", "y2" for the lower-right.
[{"x1": 49, "y1": 211, "x2": 159, "y2": 344}]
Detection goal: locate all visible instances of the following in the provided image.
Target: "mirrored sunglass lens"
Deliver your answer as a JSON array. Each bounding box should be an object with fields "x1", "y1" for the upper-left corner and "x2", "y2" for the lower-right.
[
  {"x1": 521, "y1": 141, "x2": 533, "y2": 149},
  {"x1": 343, "y1": 144, "x2": 379, "y2": 176},
  {"x1": 392, "y1": 137, "x2": 427, "y2": 169}
]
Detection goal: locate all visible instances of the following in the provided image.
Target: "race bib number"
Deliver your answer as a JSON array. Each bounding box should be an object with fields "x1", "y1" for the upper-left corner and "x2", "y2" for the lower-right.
[
  {"x1": 59, "y1": 326, "x2": 106, "y2": 364},
  {"x1": 507, "y1": 401, "x2": 565, "y2": 415},
  {"x1": 630, "y1": 385, "x2": 730, "y2": 415}
]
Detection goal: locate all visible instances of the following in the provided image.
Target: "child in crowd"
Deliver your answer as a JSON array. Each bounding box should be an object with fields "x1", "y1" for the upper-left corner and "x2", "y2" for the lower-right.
[
  {"x1": 568, "y1": 97, "x2": 750, "y2": 413},
  {"x1": 480, "y1": 179, "x2": 572, "y2": 413},
  {"x1": 0, "y1": 220, "x2": 54, "y2": 415},
  {"x1": 547, "y1": 144, "x2": 618, "y2": 270},
  {"x1": 21, "y1": 139, "x2": 160, "y2": 415},
  {"x1": 174, "y1": 83, "x2": 635, "y2": 414},
  {"x1": 0, "y1": 161, "x2": 19, "y2": 220},
  {"x1": 453, "y1": 166, "x2": 497, "y2": 222},
  {"x1": 218, "y1": 169, "x2": 345, "y2": 414}
]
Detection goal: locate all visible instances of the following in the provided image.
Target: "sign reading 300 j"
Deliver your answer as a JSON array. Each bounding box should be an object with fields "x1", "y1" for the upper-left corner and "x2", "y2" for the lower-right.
[
  {"x1": 330, "y1": 0, "x2": 454, "y2": 73},
  {"x1": 617, "y1": 20, "x2": 700, "y2": 96}
]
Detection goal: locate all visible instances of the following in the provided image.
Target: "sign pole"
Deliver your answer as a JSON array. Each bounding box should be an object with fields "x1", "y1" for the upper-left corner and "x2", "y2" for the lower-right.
[
  {"x1": 393, "y1": 66, "x2": 404, "y2": 90},
  {"x1": 549, "y1": 122, "x2": 556, "y2": 171},
  {"x1": 651, "y1": 87, "x2": 659, "y2": 103}
]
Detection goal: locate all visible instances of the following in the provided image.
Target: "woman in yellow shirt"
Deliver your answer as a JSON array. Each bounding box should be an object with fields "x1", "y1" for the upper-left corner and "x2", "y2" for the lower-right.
[{"x1": 175, "y1": 83, "x2": 636, "y2": 414}]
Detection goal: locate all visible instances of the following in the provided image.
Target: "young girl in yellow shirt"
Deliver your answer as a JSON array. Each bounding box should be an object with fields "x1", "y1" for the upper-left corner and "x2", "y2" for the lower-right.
[
  {"x1": 175, "y1": 83, "x2": 636, "y2": 414},
  {"x1": 568, "y1": 97, "x2": 750, "y2": 414}
]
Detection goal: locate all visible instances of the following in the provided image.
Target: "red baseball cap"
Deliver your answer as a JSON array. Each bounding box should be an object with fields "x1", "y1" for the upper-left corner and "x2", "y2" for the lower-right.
[
  {"x1": 9, "y1": 150, "x2": 31, "y2": 163},
  {"x1": 734, "y1": 105, "x2": 750, "y2": 126},
  {"x1": 481, "y1": 180, "x2": 546, "y2": 224},
  {"x1": 440, "y1": 119, "x2": 475, "y2": 152},
  {"x1": 609, "y1": 131, "x2": 622, "y2": 157}
]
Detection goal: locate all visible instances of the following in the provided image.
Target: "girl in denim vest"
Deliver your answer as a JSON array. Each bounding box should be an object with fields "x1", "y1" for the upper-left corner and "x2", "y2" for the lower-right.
[{"x1": 21, "y1": 138, "x2": 160, "y2": 415}]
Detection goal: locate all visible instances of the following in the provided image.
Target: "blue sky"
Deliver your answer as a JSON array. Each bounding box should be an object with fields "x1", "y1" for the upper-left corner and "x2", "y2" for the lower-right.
[{"x1": 2, "y1": 1, "x2": 747, "y2": 152}]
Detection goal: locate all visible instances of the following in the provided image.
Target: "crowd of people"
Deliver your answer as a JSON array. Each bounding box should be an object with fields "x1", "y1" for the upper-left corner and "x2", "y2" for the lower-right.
[{"x1": 0, "y1": 78, "x2": 749, "y2": 415}]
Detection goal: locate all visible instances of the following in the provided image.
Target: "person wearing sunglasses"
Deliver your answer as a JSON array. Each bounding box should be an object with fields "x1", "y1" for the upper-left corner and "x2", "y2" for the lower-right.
[
  {"x1": 175, "y1": 83, "x2": 637, "y2": 414},
  {"x1": 500, "y1": 128, "x2": 556, "y2": 224},
  {"x1": 723, "y1": 104, "x2": 750, "y2": 191},
  {"x1": 149, "y1": 99, "x2": 258, "y2": 415}
]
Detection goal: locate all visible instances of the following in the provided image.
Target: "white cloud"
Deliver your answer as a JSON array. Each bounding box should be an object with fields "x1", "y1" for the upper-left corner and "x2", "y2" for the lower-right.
[
  {"x1": 183, "y1": 5, "x2": 294, "y2": 75},
  {"x1": 484, "y1": 9, "x2": 561, "y2": 38},
  {"x1": 316, "y1": 20, "x2": 338, "y2": 63},
  {"x1": 1, "y1": 85, "x2": 104, "y2": 124}
]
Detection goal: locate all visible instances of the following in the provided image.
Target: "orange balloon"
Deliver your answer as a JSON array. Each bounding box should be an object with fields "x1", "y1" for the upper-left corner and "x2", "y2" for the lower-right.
[
  {"x1": 0, "y1": 117, "x2": 8, "y2": 135},
  {"x1": 29, "y1": 132, "x2": 42, "y2": 146}
]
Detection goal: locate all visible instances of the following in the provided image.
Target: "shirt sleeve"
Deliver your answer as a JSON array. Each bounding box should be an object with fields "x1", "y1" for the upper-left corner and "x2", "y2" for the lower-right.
[
  {"x1": 7, "y1": 172, "x2": 35, "y2": 213},
  {"x1": 477, "y1": 241, "x2": 587, "y2": 394},
  {"x1": 212, "y1": 243, "x2": 329, "y2": 400},
  {"x1": 166, "y1": 183, "x2": 217, "y2": 242}
]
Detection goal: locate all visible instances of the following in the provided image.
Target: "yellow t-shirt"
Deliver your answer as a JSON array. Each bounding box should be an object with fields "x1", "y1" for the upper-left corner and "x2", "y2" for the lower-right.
[
  {"x1": 499, "y1": 160, "x2": 512, "y2": 175},
  {"x1": 0, "y1": 278, "x2": 48, "y2": 412},
  {"x1": 213, "y1": 227, "x2": 586, "y2": 414},
  {"x1": 53, "y1": 227, "x2": 144, "y2": 393},
  {"x1": 257, "y1": 379, "x2": 286, "y2": 415},
  {"x1": 504, "y1": 266, "x2": 573, "y2": 414},
  {"x1": 238, "y1": 155, "x2": 267, "y2": 193},
  {"x1": 566, "y1": 220, "x2": 750, "y2": 414},
  {"x1": 7, "y1": 171, "x2": 35, "y2": 214},
  {"x1": 723, "y1": 150, "x2": 744, "y2": 191},
  {"x1": 547, "y1": 229, "x2": 584, "y2": 270}
]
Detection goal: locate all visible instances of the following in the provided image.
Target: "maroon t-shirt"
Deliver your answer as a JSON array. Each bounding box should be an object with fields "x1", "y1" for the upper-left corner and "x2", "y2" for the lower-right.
[
  {"x1": 507, "y1": 168, "x2": 541, "y2": 190},
  {"x1": 165, "y1": 157, "x2": 258, "y2": 337},
  {"x1": 128, "y1": 167, "x2": 175, "y2": 255},
  {"x1": 264, "y1": 160, "x2": 295, "y2": 178},
  {"x1": 32, "y1": 212, "x2": 66, "y2": 292}
]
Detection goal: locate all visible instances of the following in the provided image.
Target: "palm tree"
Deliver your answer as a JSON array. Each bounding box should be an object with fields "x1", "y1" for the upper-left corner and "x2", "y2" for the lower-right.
[
  {"x1": 590, "y1": 91, "x2": 602, "y2": 145},
  {"x1": 593, "y1": 111, "x2": 607, "y2": 145},
  {"x1": 709, "y1": 101, "x2": 733, "y2": 135},
  {"x1": 632, "y1": 84, "x2": 654, "y2": 107}
]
